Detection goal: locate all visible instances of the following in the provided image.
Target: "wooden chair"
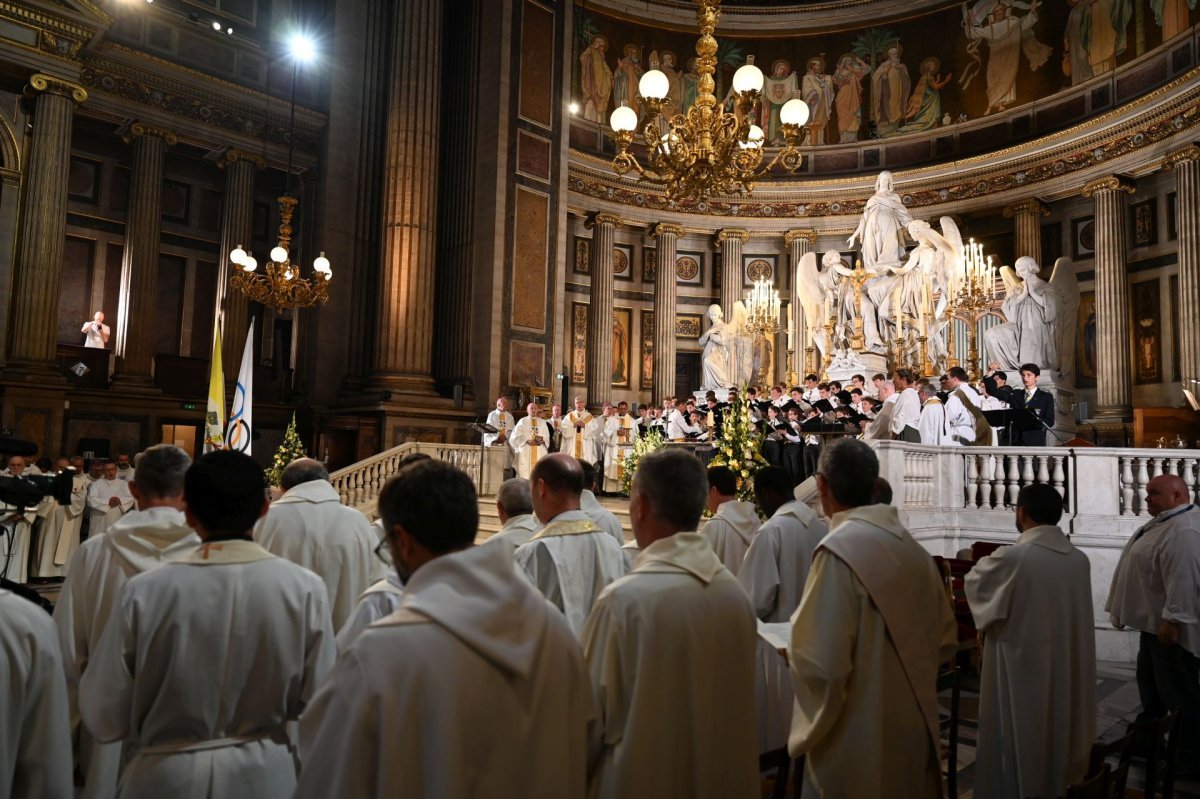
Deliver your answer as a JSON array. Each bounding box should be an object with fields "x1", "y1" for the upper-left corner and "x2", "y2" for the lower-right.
[
  {"x1": 937, "y1": 666, "x2": 961, "y2": 799},
  {"x1": 1086, "y1": 727, "x2": 1136, "y2": 799},
  {"x1": 969, "y1": 541, "x2": 1007, "y2": 561},
  {"x1": 1137, "y1": 709, "x2": 1182, "y2": 799},
  {"x1": 1066, "y1": 763, "x2": 1111, "y2": 799}
]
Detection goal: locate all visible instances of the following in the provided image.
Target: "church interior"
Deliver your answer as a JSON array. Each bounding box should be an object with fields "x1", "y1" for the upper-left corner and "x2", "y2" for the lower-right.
[{"x1": 2, "y1": 0, "x2": 1200, "y2": 796}]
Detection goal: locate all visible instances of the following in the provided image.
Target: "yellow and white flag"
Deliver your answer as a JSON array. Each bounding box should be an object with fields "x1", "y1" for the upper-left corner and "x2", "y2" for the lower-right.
[
  {"x1": 203, "y1": 323, "x2": 225, "y2": 453},
  {"x1": 227, "y1": 322, "x2": 254, "y2": 455}
]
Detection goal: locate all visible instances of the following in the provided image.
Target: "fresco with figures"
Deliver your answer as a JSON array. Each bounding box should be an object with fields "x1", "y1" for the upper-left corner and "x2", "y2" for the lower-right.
[{"x1": 574, "y1": 0, "x2": 1197, "y2": 145}]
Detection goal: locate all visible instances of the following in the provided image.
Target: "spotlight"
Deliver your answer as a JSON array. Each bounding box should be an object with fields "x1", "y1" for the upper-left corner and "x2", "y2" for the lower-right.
[
  {"x1": 211, "y1": 20, "x2": 221, "y2": 31},
  {"x1": 289, "y1": 33, "x2": 316, "y2": 64},
  {"x1": 568, "y1": 101, "x2": 580, "y2": 115}
]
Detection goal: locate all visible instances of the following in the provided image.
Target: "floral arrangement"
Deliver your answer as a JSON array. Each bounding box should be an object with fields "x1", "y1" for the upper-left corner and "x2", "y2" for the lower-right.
[
  {"x1": 708, "y1": 392, "x2": 768, "y2": 505},
  {"x1": 264, "y1": 413, "x2": 307, "y2": 488},
  {"x1": 619, "y1": 429, "x2": 666, "y2": 496}
]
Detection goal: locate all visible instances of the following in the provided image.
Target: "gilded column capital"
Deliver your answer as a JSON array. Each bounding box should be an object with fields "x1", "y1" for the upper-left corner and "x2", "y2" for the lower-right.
[
  {"x1": 1002, "y1": 199, "x2": 1050, "y2": 219},
  {"x1": 220, "y1": 149, "x2": 267, "y2": 170},
  {"x1": 1163, "y1": 144, "x2": 1200, "y2": 170},
  {"x1": 123, "y1": 121, "x2": 178, "y2": 147},
  {"x1": 716, "y1": 228, "x2": 750, "y2": 245},
  {"x1": 26, "y1": 73, "x2": 87, "y2": 104},
  {"x1": 1081, "y1": 175, "x2": 1136, "y2": 198},
  {"x1": 652, "y1": 222, "x2": 685, "y2": 239},
  {"x1": 585, "y1": 212, "x2": 623, "y2": 230},
  {"x1": 784, "y1": 228, "x2": 817, "y2": 245}
]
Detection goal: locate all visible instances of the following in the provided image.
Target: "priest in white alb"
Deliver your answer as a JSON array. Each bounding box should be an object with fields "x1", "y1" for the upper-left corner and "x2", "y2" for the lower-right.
[
  {"x1": 0, "y1": 455, "x2": 37, "y2": 584},
  {"x1": 513, "y1": 454, "x2": 626, "y2": 636},
  {"x1": 917, "y1": 381, "x2": 955, "y2": 446},
  {"x1": 698, "y1": 465, "x2": 759, "y2": 575},
  {"x1": 79, "y1": 451, "x2": 335, "y2": 799},
  {"x1": 480, "y1": 477, "x2": 539, "y2": 553},
  {"x1": 789, "y1": 439, "x2": 957, "y2": 797},
  {"x1": 53, "y1": 445, "x2": 200, "y2": 799},
  {"x1": 298, "y1": 460, "x2": 594, "y2": 798},
  {"x1": 508, "y1": 402, "x2": 551, "y2": 480},
  {"x1": 560, "y1": 396, "x2": 599, "y2": 463},
  {"x1": 966, "y1": 484, "x2": 1095, "y2": 799},
  {"x1": 602, "y1": 400, "x2": 639, "y2": 493},
  {"x1": 582, "y1": 447, "x2": 758, "y2": 799},
  {"x1": 485, "y1": 395, "x2": 516, "y2": 475},
  {"x1": 85, "y1": 462, "x2": 134, "y2": 538},
  {"x1": 255, "y1": 458, "x2": 381, "y2": 630},
  {"x1": 579, "y1": 461, "x2": 625, "y2": 543},
  {"x1": 33, "y1": 458, "x2": 87, "y2": 579}
]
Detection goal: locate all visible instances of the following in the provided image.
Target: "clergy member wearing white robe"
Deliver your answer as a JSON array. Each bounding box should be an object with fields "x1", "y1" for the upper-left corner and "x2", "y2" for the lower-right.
[
  {"x1": 740, "y1": 466, "x2": 828, "y2": 622},
  {"x1": 582, "y1": 448, "x2": 758, "y2": 799},
  {"x1": 514, "y1": 454, "x2": 626, "y2": 636},
  {"x1": 602, "y1": 408, "x2": 639, "y2": 493},
  {"x1": 0, "y1": 588, "x2": 73, "y2": 799},
  {"x1": 917, "y1": 384, "x2": 956, "y2": 446},
  {"x1": 299, "y1": 460, "x2": 594, "y2": 799},
  {"x1": 480, "y1": 477, "x2": 540, "y2": 553},
  {"x1": 0, "y1": 456, "x2": 37, "y2": 584},
  {"x1": 79, "y1": 451, "x2": 335, "y2": 799},
  {"x1": 255, "y1": 458, "x2": 381, "y2": 630},
  {"x1": 579, "y1": 461, "x2": 625, "y2": 543},
  {"x1": 966, "y1": 484, "x2": 1095, "y2": 799},
  {"x1": 889, "y1": 371, "x2": 922, "y2": 442},
  {"x1": 34, "y1": 464, "x2": 88, "y2": 578},
  {"x1": 334, "y1": 570, "x2": 404, "y2": 651},
  {"x1": 699, "y1": 465, "x2": 760, "y2": 575},
  {"x1": 53, "y1": 446, "x2": 200, "y2": 799},
  {"x1": 560, "y1": 396, "x2": 599, "y2": 463},
  {"x1": 508, "y1": 403, "x2": 551, "y2": 480},
  {"x1": 485, "y1": 396, "x2": 516, "y2": 474},
  {"x1": 85, "y1": 462, "x2": 135, "y2": 537},
  {"x1": 789, "y1": 439, "x2": 957, "y2": 798}
]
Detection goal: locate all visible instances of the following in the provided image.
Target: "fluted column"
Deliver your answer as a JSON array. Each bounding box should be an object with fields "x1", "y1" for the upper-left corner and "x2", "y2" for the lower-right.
[
  {"x1": 371, "y1": 0, "x2": 443, "y2": 394},
  {"x1": 113, "y1": 122, "x2": 176, "y2": 384},
  {"x1": 717, "y1": 229, "x2": 749, "y2": 316},
  {"x1": 1002, "y1": 199, "x2": 1050, "y2": 261},
  {"x1": 586, "y1": 213, "x2": 621, "y2": 407},
  {"x1": 6, "y1": 74, "x2": 87, "y2": 372},
  {"x1": 1166, "y1": 144, "x2": 1200, "y2": 389},
  {"x1": 785, "y1": 229, "x2": 816, "y2": 383},
  {"x1": 653, "y1": 223, "x2": 685, "y2": 403},
  {"x1": 216, "y1": 150, "x2": 263, "y2": 378},
  {"x1": 1083, "y1": 175, "x2": 1137, "y2": 419}
]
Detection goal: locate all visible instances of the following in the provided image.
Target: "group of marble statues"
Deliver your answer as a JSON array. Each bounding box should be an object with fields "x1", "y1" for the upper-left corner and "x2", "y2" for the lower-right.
[{"x1": 698, "y1": 302, "x2": 772, "y2": 391}]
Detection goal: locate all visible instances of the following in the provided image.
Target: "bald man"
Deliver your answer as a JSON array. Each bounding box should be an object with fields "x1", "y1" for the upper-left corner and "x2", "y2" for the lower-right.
[
  {"x1": 1108, "y1": 474, "x2": 1200, "y2": 776},
  {"x1": 513, "y1": 454, "x2": 626, "y2": 636}
]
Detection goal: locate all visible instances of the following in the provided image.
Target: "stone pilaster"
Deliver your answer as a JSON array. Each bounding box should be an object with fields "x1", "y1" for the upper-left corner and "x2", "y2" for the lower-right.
[
  {"x1": 113, "y1": 122, "x2": 177, "y2": 385},
  {"x1": 1083, "y1": 175, "x2": 1137, "y2": 420},
  {"x1": 6, "y1": 74, "x2": 87, "y2": 373},
  {"x1": 1166, "y1": 144, "x2": 1200, "y2": 391},
  {"x1": 717, "y1": 228, "x2": 750, "y2": 317},
  {"x1": 1002, "y1": 199, "x2": 1050, "y2": 262},
  {"x1": 216, "y1": 149, "x2": 264, "y2": 378},
  {"x1": 785, "y1": 229, "x2": 816, "y2": 383},
  {"x1": 586, "y1": 213, "x2": 622, "y2": 407},
  {"x1": 371, "y1": 0, "x2": 443, "y2": 394},
  {"x1": 653, "y1": 223, "x2": 685, "y2": 402}
]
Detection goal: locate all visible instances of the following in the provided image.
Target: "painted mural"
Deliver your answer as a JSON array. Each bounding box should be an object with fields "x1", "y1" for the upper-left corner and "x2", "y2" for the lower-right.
[{"x1": 573, "y1": 1, "x2": 1197, "y2": 144}]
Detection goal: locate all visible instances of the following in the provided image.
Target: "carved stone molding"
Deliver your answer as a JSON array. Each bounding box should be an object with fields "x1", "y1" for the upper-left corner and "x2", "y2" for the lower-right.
[
  {"x1": 1082, "y1": 175, "x2": 1137, "y2": 198},
  {"x1": 220, "y1": 149, "x2": 267, "y2": 170},
  {"x1": 1002, "y1": 199, "x2": 1050, "y2": 218},
  {"x1": 26, "y1": 73, "x2": 86, "y2": 104},
  {"x1": 586, "y1": 212, "x2": 624, "y2": 230},
  {"x1": 652, "y1": 222, "x2": 685, "y2": 238},
  {"x1": 122, "y1": 121, "x2": 178, "y2": 147},
  {"x1": 1163, "y1": 143, "x2": 1200, "y2": 170},
  {"x1": 716, "y1": 228, "x2": 750, "y2": 244},
  {"x1": 784, "y1": 228, "x2": 817, "y2": 245}
]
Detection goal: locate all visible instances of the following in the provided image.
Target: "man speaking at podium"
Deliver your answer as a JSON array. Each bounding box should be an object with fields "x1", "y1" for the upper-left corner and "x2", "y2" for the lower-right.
[{"x1": 1009, "y1": 363, "x2": 1055, "y2": 446}]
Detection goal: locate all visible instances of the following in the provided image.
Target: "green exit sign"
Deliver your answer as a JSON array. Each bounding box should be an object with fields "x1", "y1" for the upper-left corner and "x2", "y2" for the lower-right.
[{"x1": 182, "y1": 402, "x2": 198, "y2": 410}]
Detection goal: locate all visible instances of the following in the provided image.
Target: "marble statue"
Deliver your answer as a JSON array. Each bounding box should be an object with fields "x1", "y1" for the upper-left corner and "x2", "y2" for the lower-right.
[
  {"x1": 848, "y1": 170, "x2": 913, "y2": 271},
  {"x1": 982, "y1": 256, "x2": 1078, "y2": 380},
  {"x1": 795, "y1": 251, "x2": 855, "y2": 362},
  {"x1": 729, "y1": 301, "x2": 755, "y2": 387},
  {"x1": 698, "y1": 304, "x2": 731, "y2": 390}
]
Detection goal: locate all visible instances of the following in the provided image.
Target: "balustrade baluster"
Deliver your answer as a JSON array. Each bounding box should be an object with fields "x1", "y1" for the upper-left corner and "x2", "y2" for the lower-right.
[
  {"x1": 965, "y1": 454, "x2": 980, "y2": 508},
  {"x1": 1120, "y1": 458, "x2": 1135, "y2": 516},
  {"x1": 1036, "y1": 455, "x2": 1050, "y2": 485},
  {"x1": 1005, "y1": 455, "x2": 1020, "y2": 506},
  {"x1": 1185, "y1": 457, "x2": 1199, "y2": 504},
  {"x1": 1137, "y1": 458, "x2": 1151, "y2": 515},
  {"x1": 1051, "y1": 456, "x2": 1066, "y2": 506},
  {"x1": 991, "y1": 455, "x2": 1006, "y2": 508}
]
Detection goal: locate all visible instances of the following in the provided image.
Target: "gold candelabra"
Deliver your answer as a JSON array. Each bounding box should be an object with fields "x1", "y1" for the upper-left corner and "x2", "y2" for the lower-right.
[
  {"x1": 229, "y1": 195, "x2": 332, "y2": 310},
  {"x1": 744, "y1": 278, "x2": 781, "y2": 335},
  {"x1": 949, "y1": 239, "x2": 998, "y2": 380}
]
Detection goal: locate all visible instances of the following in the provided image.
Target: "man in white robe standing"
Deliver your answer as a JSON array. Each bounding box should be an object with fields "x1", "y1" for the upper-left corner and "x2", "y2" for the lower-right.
[
  {"x1": 699, "y1": 465, "x2": 760, "y2": 575},
  {"x1": 560, "y1": 396, "x2": 599, "y2": 463},
  {"x1": 945, "y1": 365, "x2": 985, "y2": 445},
  {"x1": 966, "y1": 483, "x2": 1095, "y2": 799},
  {"x1": 255, "y1": 458, "x2": 381, "y2": 630},
  {"x1": 80, "y1": 451, "x2": 335, "y2": 799},
  {"x1": 0, "y1": 455, "x2": 37, "y2": 584},
  {"x1": 739, "y1": 466, "x2": 828, "y2": 622},
  {"x1": 508, "y1": 402, "x2": 551, "y2": 480},
  {"x1": 1107, "y1": 474, "x2": 1200, "y2": 776},
  {"x1": 579, "y1": 460, "x2": 625, "y2": 543},
  {"x1": 34, "y1": 459, "x2": 88, "y2": 578},
  {"x1": 85, "y1": 462, "x2": 134, "y2": 538},
  {"x1": 890, "y1": 368, "x2": 922, "y2": 442},
  {"x1": 789, "y1": 438, "x2": 957, "y2": 797},
  {"x1": 481, "y1": 477, "x2": 539, "y2": 553},
  {"x1": 298, "y1": 459, "x2": 594, "y2": 799},
  {"x1": 917, "y1": 381, "x2": 955, "y2": 446},
  {"x1": 54, "y1": 445, "x2": 200, "y2": 799},
  {"x1": 0, "y1": 589, "x2": 73, "y2": 798},
  {"x1": 582, "y1": 447, "x2": 758, "y2": 799},
  {"x1": 485, "y1": 396, "x2": 516, "y2": 476},
  {"x1": 602, "y1": 400, "x2": 639, "y2": 493},
  {"x1": 863, "y1": 380, "x2": 897, "y2": 441},
  {"x1": 514, "y1": 454, "x2": 626, "y2": 636}
]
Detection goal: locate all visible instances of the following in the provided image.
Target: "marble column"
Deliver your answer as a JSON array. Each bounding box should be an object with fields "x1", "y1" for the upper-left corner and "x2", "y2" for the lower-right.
[
  {"x1": 717, "y1": 229, "x2": 749, "y2": 318},
  {"x1": 586, "y1": 213, "x2": 621, "y2": 407},
  {"x1": 216, "y1": 150, "x2": 263, "y2": 379},
  {"x1": 785, "y1": 229, "x2": 816, "y2": 382},
  {"x1": 653, "y1": 223, "x2": 685, "y2": 402},
  {"x1": 1165, "y1": 144, "x2": 1200, "y2": 389},
  {"x1": 113, "y1": 122, "x2": 176, "y2": 384},
  {"x1": 371, "y1": 0, "x2": 443, "y2": 394},
  {"x1": 6, "y1": 74, "x2": 86, "y2": 372},
  {"x1": 1002, "y1": 199, "x2": 1050, "y2": 262},
  {"x1": 1083, "y1": 175, "x2": 1136, "y2": 419}
]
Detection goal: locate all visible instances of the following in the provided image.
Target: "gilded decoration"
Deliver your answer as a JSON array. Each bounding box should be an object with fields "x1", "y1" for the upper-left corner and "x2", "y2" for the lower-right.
[
  {"x1": 1163, "y1": 143, "x2": 1200, "y2": 169},
  {"x1": 675, "y1": 254, "x2": 700, "y2": 281},
  {"x1": 220, "y1": 149, "x2": 268, "y2": 170},
  {"x1": 27, "y1": 73, "x2": 87, "y2": 104},
  {"x1": 1082, "y1": 175, "x2": 1137, "y2": 197},
  {"x1": 784, "y1": 228, "x2": 816, "y2": 245},
  {"x1": 123, "y1": 121, "x2": 178, "y2": 147},
  {"x1": 1002, "y1": 199, "x2": 1050, "y2": 218}
]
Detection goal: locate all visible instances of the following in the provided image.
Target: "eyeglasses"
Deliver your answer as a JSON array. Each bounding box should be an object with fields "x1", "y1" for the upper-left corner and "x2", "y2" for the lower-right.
[{"x1": 374, "y1": 536, "x2": 392, "y2": 566}]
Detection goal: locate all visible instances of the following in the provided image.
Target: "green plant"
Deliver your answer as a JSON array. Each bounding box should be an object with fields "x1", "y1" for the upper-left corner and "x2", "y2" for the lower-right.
[
  {"x1": 707, "y1": 392, "x2": 768, "y2": 505},
  {"x1": 619, "y1": 430, "x2": 667, "y2": 496}
]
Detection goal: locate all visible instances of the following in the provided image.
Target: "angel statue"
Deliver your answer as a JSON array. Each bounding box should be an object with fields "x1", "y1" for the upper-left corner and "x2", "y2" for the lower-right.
[
  {"x1": 698, "y1": 304, "x2": 731, "y2": 390},
  {"x1": 902, "y1": 217, "x2": 964, "y2": 313},
  {"x1": 728, "y1": 301, "x2": 755, "y2": 387},
  {"x1": 795, "y1": 250, "x2": 855, "y2": 362},
  {"x1": 982, "y1": 256, "x2": 1078, "y2": 380}
]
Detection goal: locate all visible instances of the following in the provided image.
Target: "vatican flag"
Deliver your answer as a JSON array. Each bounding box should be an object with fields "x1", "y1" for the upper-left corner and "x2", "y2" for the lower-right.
[
  {"x1": 203, "y1": 324, "x2": 225, "y2": 453},
  {"x1": 227, "y1": 322, "x2": 254, "y2": 455}
]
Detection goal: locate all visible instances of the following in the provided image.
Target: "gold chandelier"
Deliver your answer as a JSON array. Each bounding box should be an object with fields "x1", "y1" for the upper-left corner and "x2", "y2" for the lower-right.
[
  {"x1": 228, "y1": 195, "x2": 331, "y2": 310},
  {"x1": 607, "y1": 0, "x2": 810, "y2": 205}
]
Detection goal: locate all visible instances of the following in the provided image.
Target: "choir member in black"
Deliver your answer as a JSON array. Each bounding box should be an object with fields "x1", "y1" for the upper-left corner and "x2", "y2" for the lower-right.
[
  {"x1": 800, "y1": 406, "x2": 825, "y2": 481},
  {"x1": 1008, "y1": 363, "x2": 1055, "y2": 446},
  {"x1": 704, "y1": 393, "x2": 725, "y2": 439},
  {"x1": 937, "y1": 374, "x2": 952, "y2": 404},
  {"x1": 760, "y1": 405, "x2": 787, "y2": 468},
  {"x1": 781, "y1": 406, "x2": 805, "y2": 486}
]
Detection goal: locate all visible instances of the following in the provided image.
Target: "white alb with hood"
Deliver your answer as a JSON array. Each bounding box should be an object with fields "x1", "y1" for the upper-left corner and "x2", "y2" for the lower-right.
[
  {"x1": 698, "y1": 499, "x2": 760, "y2": 575},
  {"x1": 34, "y1": 471, "x2": 88, "y2": 578},
  {"x1": 297, "y1": 544, "x2": 595, "y2": 799},
  {"x1": 738, "y1": 500, "x2": 828, "y2": 622},
  {"x1": 580, "y1": 489, "x2": 625, "y2": 544},
  {"x1": 85, "y1": 478, "x2": 134, "y2": 537},
  {"x1": 334, "y1": 571, "x2": 405, "y2": 651}
]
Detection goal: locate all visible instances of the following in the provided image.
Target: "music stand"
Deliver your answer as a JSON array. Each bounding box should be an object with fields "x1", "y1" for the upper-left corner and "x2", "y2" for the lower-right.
[
  {"x1": 467, "y1": 422, "x2": 498, "y2": 492},
  {"x1": 983, "y1": 408, "x2": 1043, "y2": 447}
]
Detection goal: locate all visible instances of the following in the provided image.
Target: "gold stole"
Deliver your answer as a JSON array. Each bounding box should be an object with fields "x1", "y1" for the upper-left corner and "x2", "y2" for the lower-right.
[
  {"x1": 529, "y1": 419, "x2": 542, "y2": 470},
  {"x1": 616, "y1": 416, "x2": 632, "y2": 481},
  {"x1": 569, "y1": 411, "x2": 592, "y2": 459}
]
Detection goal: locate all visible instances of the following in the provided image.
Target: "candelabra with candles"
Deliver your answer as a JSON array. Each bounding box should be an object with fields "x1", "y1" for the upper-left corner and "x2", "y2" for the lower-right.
[
  {"x1": 949, "y1": 238, "x2": 998, "y2": 380},
  {"x1": 744, "y1": 278, "x2": 781, "y2": 334}
]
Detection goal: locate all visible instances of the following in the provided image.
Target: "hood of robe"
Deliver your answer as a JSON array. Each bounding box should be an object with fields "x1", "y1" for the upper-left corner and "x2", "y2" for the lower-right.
[
  {"x1": 715, "y1": 500, "x2": 761, "y2": 545},
  {"x1": 1017, "y1": 524, "x2": 1073, "y2": 554},
  {"x1": 579, "y1": 490, "x2": 601, "y2": 512},
  {"x1": 829, "y1": 503, "x2": 906, "y2": 539},
  {"x1": 397, "y1": 544, "x2": 547, "y2": 679},
  {"x1": 772, "y1": 499, "x2": 818, "y2": 527},
  {"x1": 634, "y1": 532, "x2": 725, "y2": 584},
  {"x1": 105, "y1": 506, "x2": 200, "y2": 573},
  {"x1": 273, "y1": 479, "x2": 340, "y2": 505}
]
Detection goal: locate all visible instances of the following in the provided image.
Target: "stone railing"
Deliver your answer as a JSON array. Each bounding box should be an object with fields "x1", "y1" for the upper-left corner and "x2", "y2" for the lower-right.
[{"x1": 329, "y1": 442, "x2": 507, "y2": 518}]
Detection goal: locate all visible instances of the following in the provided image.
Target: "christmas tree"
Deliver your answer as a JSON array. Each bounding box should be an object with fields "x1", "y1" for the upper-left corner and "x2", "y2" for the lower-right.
[{"x1": 264, "y1": 413, "x2": 307, "y2": 487}]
